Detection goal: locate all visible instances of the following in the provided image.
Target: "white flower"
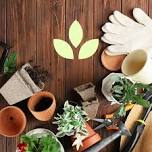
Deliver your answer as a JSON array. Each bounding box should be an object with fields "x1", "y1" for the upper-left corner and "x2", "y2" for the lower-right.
[{"x1": 72, "y1": 133, "x2": 88, "y2": 150}]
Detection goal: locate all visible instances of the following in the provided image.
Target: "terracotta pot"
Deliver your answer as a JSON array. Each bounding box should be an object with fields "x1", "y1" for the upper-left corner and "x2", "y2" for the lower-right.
[
  {"x1": 0, "y1": 106, "x2": 26, "y2": 137},
  {"x1": 28, "y1": 91, "x2": 56, "y2": 121},
  {"x1": 73, "y1": 123, "x2": 101, "y2": 152},
  {"x1": 101, "y1": 49, "x2": 126, "y2": 71}
]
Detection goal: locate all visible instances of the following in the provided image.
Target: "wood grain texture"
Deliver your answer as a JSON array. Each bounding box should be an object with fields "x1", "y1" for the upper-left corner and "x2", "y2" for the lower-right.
[
  {"x1": 65, "y1": 0, "x2": 94, "y2": 98},
  {"x1": 0, "y1": 1, "x2": 7, "y2": 151},
  {"x1": 93, "y1": 1, "x2": 121, "y2": 151},
  {"x1": 122, "y1": 0, "x2": 149, "y2": 15},
  {"x1": 0, "y1": 0, "x2": 151, "y2": 151}
]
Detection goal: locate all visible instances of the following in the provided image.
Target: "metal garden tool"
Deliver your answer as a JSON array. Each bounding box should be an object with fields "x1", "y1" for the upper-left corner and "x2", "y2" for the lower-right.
[
  {"x1": 92, "y1": 118, "x2": 112, "y2": 130},
  {"x1": 86, "y1": 122, "x2": 131, "y2": 152},
  {"x1": 122, "y1": 91, "x2": 152, "y2": 152}
]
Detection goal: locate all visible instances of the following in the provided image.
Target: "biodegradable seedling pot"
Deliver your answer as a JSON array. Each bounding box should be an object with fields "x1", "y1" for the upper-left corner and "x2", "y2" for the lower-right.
[
  {"x1": 0, "y1": 106, "x2": 26, "y2": 137},
  {"x1": 73, "y1": 123, "x2": 101, "y2": 152},
  {"x1": 28, "y1": 91, "x2": 56, "y2": 121},
  {"x1": 0, "y1": 63, "x2": 44, "y2": 105}
]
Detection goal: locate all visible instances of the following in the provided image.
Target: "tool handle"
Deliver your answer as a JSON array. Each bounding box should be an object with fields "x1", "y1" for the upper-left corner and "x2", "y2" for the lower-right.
[
  {"x1": 86, "y1": 130, "x2": 121, "y2": 152},
  {"x1": 122, "y1": 131, "x2": 140, "y2": 152}
]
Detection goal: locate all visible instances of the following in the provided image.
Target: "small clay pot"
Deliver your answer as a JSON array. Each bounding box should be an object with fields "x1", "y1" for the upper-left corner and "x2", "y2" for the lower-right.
[
  {"x1": 101, "y1": 49, "x2": 126, "y2": 71},
  {"x1": 28, "y1": 91, "x2": 56, "y2": 121},
  {"x1": 0, "y1": 106, "x2": 26, "y2": 137},
  {"x1": 73, "y1": 123, "x2": 101, "y2": 152}
]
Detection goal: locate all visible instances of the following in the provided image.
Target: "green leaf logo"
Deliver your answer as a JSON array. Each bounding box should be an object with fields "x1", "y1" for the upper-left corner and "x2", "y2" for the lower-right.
[
  {"x1": 53, "y1": 20, "x2": 99, "y2": 60},
  {"x1": 78, "y1": 39, "x2": 99, "y2": 59},
  {"x1": 53, "y1": 39, "x2": 74, "y2": 59},
  {"x1": 69, "y1": 20, "x2": 83, "y2": 48}
]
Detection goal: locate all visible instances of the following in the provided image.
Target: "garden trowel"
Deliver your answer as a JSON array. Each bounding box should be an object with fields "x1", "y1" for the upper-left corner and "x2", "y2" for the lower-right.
[
  {"x1": 122, "y1": 91, "x2": 152, "y2": 152},
  {"x1": 85, "y1": 122, "x2": 131, "y2": 152}
]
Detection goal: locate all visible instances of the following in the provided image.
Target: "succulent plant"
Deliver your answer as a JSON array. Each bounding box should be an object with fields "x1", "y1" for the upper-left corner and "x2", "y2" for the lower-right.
[
  {"x1": 53, "y1": 100, "x2": 89, "y2": 150},
  {"x1": 111, "y1": 76, "x2": 151, "y2": 118}
]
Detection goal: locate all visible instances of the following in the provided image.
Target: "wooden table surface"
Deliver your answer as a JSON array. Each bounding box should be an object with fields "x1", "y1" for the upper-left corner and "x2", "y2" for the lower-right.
[{"x1": 0, "y1": 0, "x2": 150, "y2": 152}]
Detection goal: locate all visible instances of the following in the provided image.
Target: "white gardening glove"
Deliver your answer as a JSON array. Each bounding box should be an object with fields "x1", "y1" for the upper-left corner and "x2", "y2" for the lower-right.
[{"x1": 101, "y1": 8, "x2": 152, "y2": 56}]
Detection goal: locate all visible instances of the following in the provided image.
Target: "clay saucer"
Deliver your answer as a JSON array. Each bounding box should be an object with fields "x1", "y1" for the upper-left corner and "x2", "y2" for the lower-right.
[{"x1": 101, "y1": 49, "x2": 126, "y2": 71}]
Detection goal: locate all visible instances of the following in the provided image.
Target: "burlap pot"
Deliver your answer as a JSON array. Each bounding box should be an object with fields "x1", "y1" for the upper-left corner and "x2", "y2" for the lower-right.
[{"x1": 0, "y1": 63, "x2": 44, "y2": 105}]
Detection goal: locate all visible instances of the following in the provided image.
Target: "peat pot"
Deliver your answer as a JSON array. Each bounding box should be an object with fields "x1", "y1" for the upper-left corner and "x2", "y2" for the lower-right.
[{"x1": 0, "y1": 63, "x2": 44, "y2": 105}]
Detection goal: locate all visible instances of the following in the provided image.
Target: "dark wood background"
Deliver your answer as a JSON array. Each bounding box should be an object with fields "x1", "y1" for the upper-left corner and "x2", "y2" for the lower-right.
[{"x1": 0, "y1": 0, "x2": 150, "y2": 152}]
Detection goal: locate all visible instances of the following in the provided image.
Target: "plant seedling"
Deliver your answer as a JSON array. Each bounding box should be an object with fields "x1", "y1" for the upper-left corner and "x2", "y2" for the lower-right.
[
  {"x1": 53, "y1": 101, "x2": 89, "y2": 150},
  {"x1": 17, "y1": 134, "x2": 60, "y2": 152}
]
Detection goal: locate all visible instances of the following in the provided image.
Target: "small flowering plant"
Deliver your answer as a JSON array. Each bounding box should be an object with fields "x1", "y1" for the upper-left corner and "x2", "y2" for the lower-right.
[
  {"x1": 17, "y1": 134, "x2": 60, "y2": 152},
  {"x1": 53, "y1": 101, "x2": 89, "y2": 150}
]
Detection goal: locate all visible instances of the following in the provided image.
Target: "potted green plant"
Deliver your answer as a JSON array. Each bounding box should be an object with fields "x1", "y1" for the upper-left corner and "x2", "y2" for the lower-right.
[
  {"x1": 102, "y1": 73, "x2": 151, "y2": 117},
  {"x1": 102, "y1": 73, "x2": 128, "y2": 104},
  {"x1": 53, "y1": 101, "x2": 101, "y2": 152},
  {"x1": 16, "y1": 128, "x2": 64, "y2": 152}
]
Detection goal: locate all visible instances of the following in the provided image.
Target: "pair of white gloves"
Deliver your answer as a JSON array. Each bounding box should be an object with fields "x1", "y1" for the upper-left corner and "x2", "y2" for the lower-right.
[{"x1": 101, "y1": 8, "x2": 152, "y2": 56}]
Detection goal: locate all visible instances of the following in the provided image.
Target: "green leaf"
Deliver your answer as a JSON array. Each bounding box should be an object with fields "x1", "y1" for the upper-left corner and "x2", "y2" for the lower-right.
[
  {"x1": 133, "y1": 96, "x2": 150, "y2": 108},
  {"x1": 78, "y1": 39, "x2": 99, "y2": 59},
  {"x1": 54, "y1": 100, "x2": 89, "y2": 139},
  {"x1": 4, "y1": 52, "x2": 17, "y2": 74},
  {"x1": 21, "y1": 135, "x2": 38, "y2": 151},
  {"x1": 40, "y1": 135, "x2": 60, "y2": 152},
  {"x1": 137, "y1": 119, "x2": 146, "y2": 125},
  {"x1": 20, "y1": 134, "x2": 60, "y2": 152},
  {"x1": 114, "y1": 104, "x2": 126, "y2": 118}
]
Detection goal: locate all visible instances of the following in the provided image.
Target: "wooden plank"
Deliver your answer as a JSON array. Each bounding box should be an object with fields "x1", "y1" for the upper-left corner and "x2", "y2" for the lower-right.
[
  {"x1": 6, "y1": 0, "x2": 37, "y2": 151},
  {"x1": 120, "y1": 1, "x2": 149, "y2": 152},
  {"x1": 36, "y1": 0, "x2": 66, "y2": 102},
  {"x1": 0, "y1": 0, "x2": 6, "y2": 42},
  {"x1": 149, "y1": 0, "x2": 152, "y2": 16},
  {"x1": 7, "y1": 0, "x2": 37, "y2": 66},
  {"x1": 0, "y1": 1, "x2": 7, "y2": 152},
  {"x1": 93, "y1": 0, "x2": 122, "y2": 80},
  {"x1": 65, "y1": 0, "x2": 94, "y2": 98},
  {"x1": 93, "y1": 0, "x2": 122, "y2": 115},
  {"x1": 93, "y1": 1, "x2": 122, "y2": 152},
  {"x1": 122, "y1": 0, "x2": 149, "y2": 15}
]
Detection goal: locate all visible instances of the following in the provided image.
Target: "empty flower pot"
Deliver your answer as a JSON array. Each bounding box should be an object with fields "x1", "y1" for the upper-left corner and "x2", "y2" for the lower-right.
[
  {"x1": 0, "y1": 63, "x2": 44, "y2": 105},
  {"x1": 28, "y1": 91, "x2": 56, "y2": 121},
  {"x1": 0, "y1": 106, "x2": 26, "y2": 137},
  {"x1": 74, "y1": 123, "x2": 101, "y2": 152},
  {"x1": 101, "y1": 49, "x2": 126, "y2": 71}
]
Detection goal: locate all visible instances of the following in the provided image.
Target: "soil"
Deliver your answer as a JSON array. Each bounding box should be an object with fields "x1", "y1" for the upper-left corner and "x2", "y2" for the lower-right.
[
  {"x1": 25, "y1": 66, "x2": 48, "y2": 86},
  {"x1": 34, "y1": 97, "x2": 52, "y2": 111}
]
